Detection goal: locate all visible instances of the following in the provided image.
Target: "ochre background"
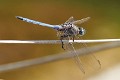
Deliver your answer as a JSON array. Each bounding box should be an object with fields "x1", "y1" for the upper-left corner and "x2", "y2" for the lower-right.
[{"x1": 0, "y1": 0, "x2": 120, "y2": 80}]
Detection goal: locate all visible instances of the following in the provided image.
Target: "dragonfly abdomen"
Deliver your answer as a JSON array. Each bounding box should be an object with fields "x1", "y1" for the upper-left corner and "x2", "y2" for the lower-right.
[{"x1": 16, "y1": 16, "x2": 61, "y2": 29}]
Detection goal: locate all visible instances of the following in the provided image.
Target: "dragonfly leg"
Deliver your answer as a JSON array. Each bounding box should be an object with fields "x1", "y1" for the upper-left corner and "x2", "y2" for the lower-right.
[
  {"x1": 72, "y1": 36, "x2": 75, "y2": 42},
  {"x1": 60, "y1": 36, "x2": 65, "y2": 50},
  {"x1": 60, "y1": 35, "x2": 69, "y2": 50}
]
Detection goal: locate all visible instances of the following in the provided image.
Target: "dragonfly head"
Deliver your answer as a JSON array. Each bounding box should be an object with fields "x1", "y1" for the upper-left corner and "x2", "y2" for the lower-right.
[{"x1": 79, "y1": 27, "x2": 86, "y2": 36}]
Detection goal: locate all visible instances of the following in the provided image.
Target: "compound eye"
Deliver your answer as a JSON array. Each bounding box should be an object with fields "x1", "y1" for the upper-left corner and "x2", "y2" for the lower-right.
[
  {"x1": 79, "y1": 27, "x2": 86, "y2": 36},
  {"x1": 79, "y1": 30, "x2": 83, "y2": 35}
]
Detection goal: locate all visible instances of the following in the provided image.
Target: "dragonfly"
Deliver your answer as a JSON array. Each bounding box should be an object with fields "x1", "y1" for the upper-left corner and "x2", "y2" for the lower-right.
[{"x1": 16, "y1": 16, "x2": 101, "y2": 74}]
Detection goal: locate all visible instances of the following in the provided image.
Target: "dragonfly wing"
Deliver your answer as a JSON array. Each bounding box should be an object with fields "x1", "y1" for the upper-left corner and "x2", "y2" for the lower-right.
[
  {"x1": 73, "y1": 17, "x2": 90, "y2": 25},
  {"x1": 65, "y1": 16, "x2": 74, "y2": 23},
  {"x1": 77, "y1": 38, "x2": 101, "y2": 70},
  {"x1": 65, "y1": 42, "x2": 85, "y2": 74},
  {"x1": 80, "y1": 53, "x2": 101, "y2": 70},
  {"x1": 16, "y1": 16, "x2": 61, "y2": 29}
]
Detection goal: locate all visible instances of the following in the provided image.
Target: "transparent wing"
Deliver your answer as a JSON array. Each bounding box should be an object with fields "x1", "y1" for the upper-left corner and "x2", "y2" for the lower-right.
[
  {"x1": 78, "y1": 37, "x2": 101, "y2": 71},
  {"x1": 16, "y1": 16, "x2": 62, "y2": 29},
  {"x1": 73, "y1": 17, "x2": 90, "y2": 25},
  {"x1": 69, "y1": 43, "x2": 86, "y2": 74},
  {"x1": 80, "y1": 53, "x2": 101, "y2": 71},
  {"x1": 64, "y1": 40, "x2": 85, "y2": 74},
  {"x1": 65, "y1": 16, "x2": 74, "y2": 23},
  {"x1": 64, "y1": 37, "x2": 101, "y2": 74}
]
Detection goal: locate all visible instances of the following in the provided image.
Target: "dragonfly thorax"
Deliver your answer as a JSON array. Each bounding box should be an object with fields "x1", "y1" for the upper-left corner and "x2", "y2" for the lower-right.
[
  {"x1": 58, "y1": 22, "x2": 85, "y2": 38},
  {"x1": 61, "y1": 22, "x2": 73, "y2": 29}
]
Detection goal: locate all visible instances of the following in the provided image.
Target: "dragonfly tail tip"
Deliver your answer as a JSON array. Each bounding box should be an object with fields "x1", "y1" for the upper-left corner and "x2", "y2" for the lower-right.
[{"x1": 16, "y1": 16, "x2": 23, "y2": 20}]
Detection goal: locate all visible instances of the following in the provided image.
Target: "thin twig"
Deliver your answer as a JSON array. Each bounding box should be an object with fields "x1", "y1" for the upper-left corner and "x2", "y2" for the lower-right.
[
  {"x1": 0, "y1": 39, "x2": 120, "y2": 44},
  {"x1": 0, "y1": 42, "x2": 120, "y2": 73}
]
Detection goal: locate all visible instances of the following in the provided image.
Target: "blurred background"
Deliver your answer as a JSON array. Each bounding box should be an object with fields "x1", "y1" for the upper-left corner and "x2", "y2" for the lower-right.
[{"x1": 0, "y1": 0, "x2": 120, "y2": 80}]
